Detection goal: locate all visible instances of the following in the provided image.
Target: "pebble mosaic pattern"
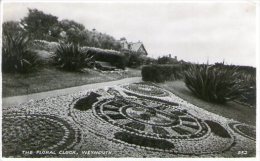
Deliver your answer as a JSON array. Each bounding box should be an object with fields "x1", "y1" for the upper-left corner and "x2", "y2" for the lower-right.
[
  {"x1": 229, "y1": 123, "x2": 256, "y2": 141},
  {"x1": 122, "y1": 83, "x2": 170, "y2": 97},
  {"x1": 2, "y1": 82, "x2": 256, "y2": 157},
  {"x1": 2, "y1": 113, "x2": 81, "y2": 157}
]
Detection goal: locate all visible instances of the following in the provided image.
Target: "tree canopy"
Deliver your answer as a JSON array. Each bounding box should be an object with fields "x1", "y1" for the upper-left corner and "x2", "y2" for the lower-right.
[
  {"x1": 16, "y1": 8, "x2": 122, "y2": 50},
  {"x1": 21, "y1": 8, "x2": 59, "y2": 40}
]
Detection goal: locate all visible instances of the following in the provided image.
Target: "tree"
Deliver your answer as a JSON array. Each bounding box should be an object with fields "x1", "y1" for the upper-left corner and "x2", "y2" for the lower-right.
[
  {"x1": 21, "y1": 8, "x2": 58, "y2": 40},
  {"x1": 59, "y1": 19, "x2": 87, "y2": 44}
]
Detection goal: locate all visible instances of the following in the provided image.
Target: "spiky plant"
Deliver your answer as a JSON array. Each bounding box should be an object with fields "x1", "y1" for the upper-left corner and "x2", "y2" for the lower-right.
[
  {"x1": 2, "y1": 32, "x2": 39, "y2": 73},
  {"x1": 53, "y1": 43, "x2": 93, "y2": 71},
  {"x1": 183, "y1": 64, "x2": 249, "y2": 104}
]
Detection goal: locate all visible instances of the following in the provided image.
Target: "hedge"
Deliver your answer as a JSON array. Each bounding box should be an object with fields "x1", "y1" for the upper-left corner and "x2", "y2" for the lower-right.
[
  {"x1": 29, "y1": 41, "x2": 127, "y2": 69},
  {"x1": 82, "y1": 47, "x2": 127, "y2": 69},
  {"x1": 141, "y1": 64, "x2": 183, "y2": 82},
  {"x1": 29, "y1": 40, "x2": 59, "y2": 52}
]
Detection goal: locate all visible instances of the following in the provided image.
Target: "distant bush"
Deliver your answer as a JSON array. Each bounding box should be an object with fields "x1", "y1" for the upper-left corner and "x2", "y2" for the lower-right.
[
  {"x1": 142, "y1": 64, "x2": 182, "y2": 82},
  {"x1": 143, "y1": 57, "x2": 156, "y2": 65},
  {"x1": 2, "y1": 32, "x2": 40, "y2": 73},
  {"x1": 123, "y1": 51, "x2": 155, "y2": 68},
  {"x1": 53, "y1": 43, "x2": 93, "y2": 71},
  {"x1": 127, "y1": 52, "x2": 143, "y2": 68},
  {"x1": 214, "y1": 63, "x2": 256, "y2": 75},
  {"x1": 157, "y1": 55, "x2": 178, "y2": 64},
  {"x1": 183, "y1": 64, "x2": 249, "y2": 104},
  {"x1": 83, "y1": 47, "x2": 127, "y2": 69}
]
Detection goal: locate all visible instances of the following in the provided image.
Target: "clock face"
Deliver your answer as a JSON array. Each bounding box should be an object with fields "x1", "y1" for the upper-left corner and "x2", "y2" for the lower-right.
[
  {"x1": 93, "y1": 97, "x2": 209, "y2": 140},
  {"x1": 70, "y1": 84, "x2": 235, "y2": 154}
]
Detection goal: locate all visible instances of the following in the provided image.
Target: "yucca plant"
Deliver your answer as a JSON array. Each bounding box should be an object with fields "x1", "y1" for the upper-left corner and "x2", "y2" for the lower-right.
[
  {"x1": 53, "y1": 43, "x2": 93, "y2": 71},
  {"x1": 2, "y1": 32, "x2": 39, "y2": 73},
  {"x1": 183, "y1": 64, "x2": 249, "y2": 104}
]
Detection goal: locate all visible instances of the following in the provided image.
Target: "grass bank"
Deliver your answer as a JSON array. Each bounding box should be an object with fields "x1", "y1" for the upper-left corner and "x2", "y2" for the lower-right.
[
  {"x1": 2, "y1": 67, "x2": 141, "y2": 97},
  {"x1": 159, "y1": 80, "x2": 256, "y2": 126}
]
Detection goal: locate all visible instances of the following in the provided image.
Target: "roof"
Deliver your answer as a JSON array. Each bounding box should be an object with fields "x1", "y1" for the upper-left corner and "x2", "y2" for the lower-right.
[
  {"x1": 120, "y1": 40, "x2": 148, "y2": 55},
  {"x1": 129, "y1": 42, "x2": 143, "y2": 52}
]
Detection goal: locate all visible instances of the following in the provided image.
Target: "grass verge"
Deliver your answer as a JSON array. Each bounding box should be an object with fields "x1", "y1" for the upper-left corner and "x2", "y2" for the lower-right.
[
  {"x1": 2, "y1": 67, "x2": 141, "y2": 97},
  {"x1": 159, "y1": 80, "x2": 256, "y2": 126}
]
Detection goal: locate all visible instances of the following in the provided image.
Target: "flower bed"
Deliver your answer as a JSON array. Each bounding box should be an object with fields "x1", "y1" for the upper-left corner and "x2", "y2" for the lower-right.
[{"x1": 2, "y1": 82, "x2": 256, "y2": 157}]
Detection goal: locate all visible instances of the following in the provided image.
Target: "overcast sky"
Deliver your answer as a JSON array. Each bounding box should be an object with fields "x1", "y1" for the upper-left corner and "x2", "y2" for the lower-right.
[{"x1": 2, "y1": 1, "x2": 257, "y2": 66}]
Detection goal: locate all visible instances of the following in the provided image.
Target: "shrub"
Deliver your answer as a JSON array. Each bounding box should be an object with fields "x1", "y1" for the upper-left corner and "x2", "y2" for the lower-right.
[
  {"x1": 183, "y1": 64, "x2": 249, "y2": 104},
  {"x1": 143, "y1": 57, "x2": 156, "y2": 65},
  {"x1": 123, "y1": 51, "x2": 154, "y2": 68},
  {"x1": 53, "y1": 43, "x2": 93, "y2": 71},
  {"x1": 2, "y1": 32, "x2": 40, "y2": 73},
  {"x1": 126, "y1": 52, "x2": 143, "y2": 68},
  {"x1": 142, "y1": 64, "x2": 182, "y2": 82},
  {"x1": 157, "y1": 55, "x2": 178, "y2": 64}
]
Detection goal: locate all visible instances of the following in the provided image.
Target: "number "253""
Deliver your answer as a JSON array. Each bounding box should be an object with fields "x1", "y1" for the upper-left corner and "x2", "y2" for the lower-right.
[{"x1": 238, "y1": 151, "x2": 248, "y2": 155}]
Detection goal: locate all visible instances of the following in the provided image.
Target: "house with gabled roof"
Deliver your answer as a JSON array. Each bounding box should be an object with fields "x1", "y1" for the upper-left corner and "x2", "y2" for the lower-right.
[{"x1": 120, "y1": 38, "x2": 148, "y2": 56}]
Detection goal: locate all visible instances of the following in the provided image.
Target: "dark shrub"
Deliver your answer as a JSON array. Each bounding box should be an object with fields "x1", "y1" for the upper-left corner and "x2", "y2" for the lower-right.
[
  {"x1": 143, "y1": 57, "x2": 156, "y2": 65},
  {"x1": 157, "y1": 55, "x2": 178, "y2": 64},
  {"x1": 2, "y1": 32, "x2": 40, "y2": 73},
  {"x1": 183, "y1": 64, "x2": 249, "y2": 104},
  {"x1": 127, "y1": 52, "x2": 143, "y2": 68},
  {"x1": 53, "y1": 43, "x2": 93, "y2": 71},
  {"x1": 142, "y1": 64, "x2": 182, "y2": 82},
  {"x1": 124, "y1": 50, "x2": 154, "y2": 68}
]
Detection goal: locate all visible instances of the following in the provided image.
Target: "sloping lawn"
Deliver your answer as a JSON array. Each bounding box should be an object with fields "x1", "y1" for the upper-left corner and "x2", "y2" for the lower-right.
[
  {"x1": 2, "y1": 67, "x2": 141, "y2": 97},
  {"x1": 159, "y1": 80, "x2": 256, "y2": 126}
]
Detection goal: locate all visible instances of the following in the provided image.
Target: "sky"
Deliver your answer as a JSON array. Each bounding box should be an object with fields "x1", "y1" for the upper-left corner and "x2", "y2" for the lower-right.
[{"x1": 2, "y1": 1, "x2": 257, "y2": 66}]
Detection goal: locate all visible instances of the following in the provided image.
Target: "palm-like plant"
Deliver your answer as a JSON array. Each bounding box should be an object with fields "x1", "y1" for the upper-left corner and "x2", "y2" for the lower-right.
[
  {"x1": 2, "y1": 32, "x2": 39, "y2": 73},
  {"x1": 53, "y1": 43, "x2": 93, "y2": 71},
  {"x1": 183, "y1": 64, "x2": 249, "y2": 104}
]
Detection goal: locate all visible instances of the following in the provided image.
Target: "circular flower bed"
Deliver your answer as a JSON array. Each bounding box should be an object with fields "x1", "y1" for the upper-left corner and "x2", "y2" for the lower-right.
[
  {"x1": 122, "y1": 83, "x2": 170, "y2": 97},
  {"x1": 2, "y1": 113, "x2": 80, "y2": 157}
]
